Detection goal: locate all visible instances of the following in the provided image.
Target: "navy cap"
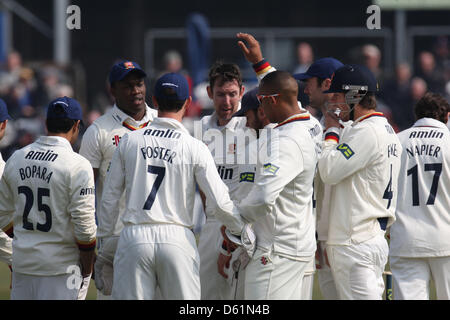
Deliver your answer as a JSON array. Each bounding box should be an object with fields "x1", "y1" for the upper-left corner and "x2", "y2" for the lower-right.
[
  {"x1": 109, "y1": 60, "x2": 146, "y2": 85},
  {"x1": 233, "y1": 87, "x2": 259, "y2": 117},
  {"x1": 324, "y1": 64, "x2": 378, "y2": 94},
  {"x1": 294, "y1": 57, "x2": 344, "y2": 81},
  {"x1": 47, "y1": 96, "x2": 83, "y2": 121},
  {"x1": 154, "y1": 73, "x2": 189, "y2": 101},
  {"x1": 0, "y1": 99, "x2": 11, "y2": 122}
]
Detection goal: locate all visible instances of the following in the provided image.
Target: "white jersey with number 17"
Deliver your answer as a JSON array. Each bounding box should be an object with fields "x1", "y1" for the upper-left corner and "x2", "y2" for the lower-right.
[{"x1": 390, "y1": 118, "x2": 450, "y2": 257}]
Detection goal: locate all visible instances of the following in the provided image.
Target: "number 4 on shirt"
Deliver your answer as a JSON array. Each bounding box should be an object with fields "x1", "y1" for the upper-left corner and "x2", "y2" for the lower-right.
[{"x1": 383, "y1": 164, "x2": 393, "y2": 209}]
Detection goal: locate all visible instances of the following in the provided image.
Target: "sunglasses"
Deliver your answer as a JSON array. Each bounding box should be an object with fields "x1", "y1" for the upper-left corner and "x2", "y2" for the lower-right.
[{"x1": 256, "y1": 93, "x2": 281, "y2": 104}]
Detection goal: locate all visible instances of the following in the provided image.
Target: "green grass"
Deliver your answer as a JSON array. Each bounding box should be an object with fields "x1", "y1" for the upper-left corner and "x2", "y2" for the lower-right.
[
  {"x1": 0, "y1": 262, "x2": 435, "y2": 300},
  {"x1": 0, "y1": 263, "x2": 98, "y2": 300}
]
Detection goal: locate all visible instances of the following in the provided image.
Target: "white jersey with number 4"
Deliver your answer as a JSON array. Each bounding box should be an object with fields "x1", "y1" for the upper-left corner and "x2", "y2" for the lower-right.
[
  {"x1": 318, "y1": 112, "x2": 402, "y2": 245},
  {"x1": 390, "y1": 118, "x2": 450, "y2": 257},
  {"x1": 0, "y1": 136, "x2": 97, "y2": 276},
  {"x1": 98, "y1": 117, "x2": 245, "y2": 238}
]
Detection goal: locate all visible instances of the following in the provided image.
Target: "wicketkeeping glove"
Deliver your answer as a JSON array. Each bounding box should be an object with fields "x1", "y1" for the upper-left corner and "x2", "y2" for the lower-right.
[
  {"x1": 94, "y1": 236, "x2": 118, "y2": 296},
  {"x1": 225, "y1": 224, "x2": 256, "y2": 259}
]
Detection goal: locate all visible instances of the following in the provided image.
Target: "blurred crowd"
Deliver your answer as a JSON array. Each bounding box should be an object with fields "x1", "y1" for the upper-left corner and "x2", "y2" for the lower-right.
[
  {"x1": 0, "y1": 51, "x2": 77, "y2": 159},
  {"x1": 0, "y1": 35, "x2": 449, "y2": 161}
]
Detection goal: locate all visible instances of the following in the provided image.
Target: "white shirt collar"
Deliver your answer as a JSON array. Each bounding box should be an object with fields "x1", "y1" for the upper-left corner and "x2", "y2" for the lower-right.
[
  {"x1": 111, "y1": 103, "x2": 154, "y2": 125},
  {"x1": 208, "y1": 111, "x2": 246, "y2": 132},
  {"x1": 150, "y1": 117, "x2": 190, "y2": 135},
  {"x1": 36, "y1": 136, "x2": 73, "y2": 150},
  {"x1": 413, "y1": 117, "x2": 449, "y2": 130}
]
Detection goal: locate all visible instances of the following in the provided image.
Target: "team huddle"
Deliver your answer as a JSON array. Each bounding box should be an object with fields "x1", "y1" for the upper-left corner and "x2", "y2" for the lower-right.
[{"x1": 0, "y1": 33, "x2": 448, "y2": 300}]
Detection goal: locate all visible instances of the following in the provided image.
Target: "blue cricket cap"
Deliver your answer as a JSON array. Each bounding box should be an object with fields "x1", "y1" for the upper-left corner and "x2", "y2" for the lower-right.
[
  {"x1": 233, "y1": 87, "x2": 260, "y2": 117},
  {"x1": 109, "y1": 60, "x2": 147, "y2": 85},
  {"x1": 47, "y1": 96, "x2": 83, "y2": 121},
  {"x1": 293, "y1": 57, "x2": 344, "y2": 81},
  {"x1": 0, "y1": 99, "x2": 11, "y2": 122},
  {"x1": 324, "y1": 64, "x2": 378, "y2": 94},
  {"x1": 154, "y1": 73, "x2": 189, "y2": 101}
]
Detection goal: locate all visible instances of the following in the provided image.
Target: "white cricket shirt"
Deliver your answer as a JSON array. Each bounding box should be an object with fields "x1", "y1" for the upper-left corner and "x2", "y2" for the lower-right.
[
  {"x1": 197, "y1": 113, "x2": 248, "y2": 220},
  {"x1": 98, "y1": 117, "x2": 245, "y2": 238},
  {"x1": 0, "y1": 136, "x2": 97, "y2": 276},
  {"x1": 390, "y1": 118, "x2": 450, "y2": 257},
  {"x1": 0, "y1": 154, "x2": 12, "y2": 266},
  {"x1": 238, "y1": 113, "x2": 318, "y2": 259},
  {"x1": 79, "y1": 104, "x2": 157, "y2": 237},
  {"x1": 318, "y1": 112, "x2": 402, "y2": 245}
]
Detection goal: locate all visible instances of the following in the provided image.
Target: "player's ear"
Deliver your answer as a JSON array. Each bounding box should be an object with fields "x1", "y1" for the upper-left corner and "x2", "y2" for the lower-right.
[
  {"x1": 184, "y1": 96, "x2": 192, "y2": 110},
  {"x1": 239, "y1": 85, "x2": 245, "y2": 99},
  {"x1": 152, "y1": 96, "x2": 159, "y2": 108},
  {"x1": 73, "y1": 120, "x2": 81, "y2": 133},
  {"x1": 206, "y1": 85, "x2": 213, "y2": 99},
  {"x1": 257, "y1": 105, "x2": 266, "y2": 119},
  {"x1": 181, "y1": 96, "x2": 192, "y2": 118},
  {"x1": 322, "y1": 78, "x2": 332, "y2": 91}
]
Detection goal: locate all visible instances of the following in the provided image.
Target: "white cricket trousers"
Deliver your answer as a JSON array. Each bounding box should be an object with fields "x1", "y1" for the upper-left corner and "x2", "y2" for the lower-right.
[
  {"x1": 244, "y1": 248, "x2": 311, "y2": 300},
  {"x1": 198, "y1": 219, "x2": 235, "y2": 300},
  {"x1": 301, "y1": 256, "x2": 315, "y2": 300},
  {"x1": 327, "y1": 233, "x2": 388, "y2": 300},
  {"x1": 390, "y1": 255, "x2": 450, "y2": 300},
  {"x1": 11, "y1": 272, "x2": 89, "y2": 300},
  {"x1": 112, "y1": 224, "x2": 200, "y2": 300},
  {"x1": 317, "y1": 241, "x2": 339, "y2": 300}
]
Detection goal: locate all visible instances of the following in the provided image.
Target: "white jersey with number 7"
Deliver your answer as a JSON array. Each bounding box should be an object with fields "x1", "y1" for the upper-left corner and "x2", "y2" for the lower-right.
[{"x1": 98, "y1": 117, "x2": 245, "y2": 239}]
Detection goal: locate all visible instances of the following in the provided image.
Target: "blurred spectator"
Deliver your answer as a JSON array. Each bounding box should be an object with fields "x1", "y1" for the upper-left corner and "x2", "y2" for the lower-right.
[
  {"x1": 0, "y1": 51, "x2": 25, "y2": 96},
  {"x1": 159, "y1": 50, "x2": 201, "y2": 118},
  {"x1": 293, "y1": 42, "x2": 314, "y2": 74},
  {"x1": 381, "y1": 63, "x2": 413, "y2": 131},
  {"x1": 410, "y1": 77, "x2": 428, "y2": 102},
  {"x1": 433, "y1": 36, "x2": 450, "y2": 82},
  {"x1": 415, "y1": 51, "x2": 446, "y2": 95},
  {"x1": 163, "y1": 50, "x2": 183, "y2": 73},
  {"x1": 0, "y1": 52, "x2": 77, "y2": 160},
  {"x1": 362, "y1": 44, "x2": 384, "y2": 85},
  {"x1": 387, "y1": 76, "x2": 428, "y2": 132}
]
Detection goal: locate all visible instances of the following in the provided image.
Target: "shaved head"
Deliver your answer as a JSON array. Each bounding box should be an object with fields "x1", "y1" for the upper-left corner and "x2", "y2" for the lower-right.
[
  {"x1": 258, "y1": 71, "x2": 302, "y2": 123},
  {"x1": 259, "y1": 70, "x2": 298, "y2": 104}
]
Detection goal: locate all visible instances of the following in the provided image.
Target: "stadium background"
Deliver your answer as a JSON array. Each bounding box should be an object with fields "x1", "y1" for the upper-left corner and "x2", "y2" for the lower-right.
[{"x1": 0, "y1": 0, "x2": 447, "y2": 299}]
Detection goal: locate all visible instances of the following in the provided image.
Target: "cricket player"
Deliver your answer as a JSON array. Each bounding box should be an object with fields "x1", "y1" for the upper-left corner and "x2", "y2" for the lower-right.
[
  {"x1": 196, "y1": 61, "x2": 248, "y2": 300},
  {"x1": 318, "y1": 65, "x2": 402, "y2": 300},
  {"x1": 95, "y1": 73, "x2": 251, "y2": 300},
  {"x1": 217, "y1": 87, "x2": 273, "y2": 299},
  {"x1": 0, "y1": 99, "x2": 12, "y2": 270},
  {"x1": 0, "y1": 97, "x2": 97, "y2": 300},
  {"x1": 230, "y1": 71, "x2": 318, "y2": 300},
  {"x1": 79, "y1": 60, "x2": 157, "y2": 298},
  {"x1": 389, "y1": 92, "x2": 450, "y2": 300},
  {"x1": 236, "y1": 33, "x2": 325, "y2": 299}
]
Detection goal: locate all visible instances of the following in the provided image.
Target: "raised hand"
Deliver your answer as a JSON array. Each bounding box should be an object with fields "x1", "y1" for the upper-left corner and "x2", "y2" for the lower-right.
[{"x1": 236, "y1": 32, "x2": 263, "y2": 64}]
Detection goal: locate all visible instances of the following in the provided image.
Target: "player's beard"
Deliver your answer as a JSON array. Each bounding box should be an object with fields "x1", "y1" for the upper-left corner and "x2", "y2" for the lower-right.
[{"x1": 218, "y1": 105, "x2": 237, "y2": 122}]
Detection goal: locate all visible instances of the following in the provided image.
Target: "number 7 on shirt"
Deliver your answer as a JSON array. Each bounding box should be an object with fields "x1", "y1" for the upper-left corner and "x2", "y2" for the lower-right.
[{"x1": 143, "y1": 165, "x2": 165, "y2": 210}]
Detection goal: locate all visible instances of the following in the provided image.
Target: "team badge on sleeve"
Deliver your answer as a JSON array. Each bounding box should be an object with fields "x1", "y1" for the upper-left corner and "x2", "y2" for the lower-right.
[
  {"x1": 239, "y1": 172, "x2": 255, "y2": 183},
  {"x1": 337, "y1": 143, "x2": 355, "y2": 159},
  {"x1": 263, "y1": 163, "x2": 280, "y2": 175}
]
